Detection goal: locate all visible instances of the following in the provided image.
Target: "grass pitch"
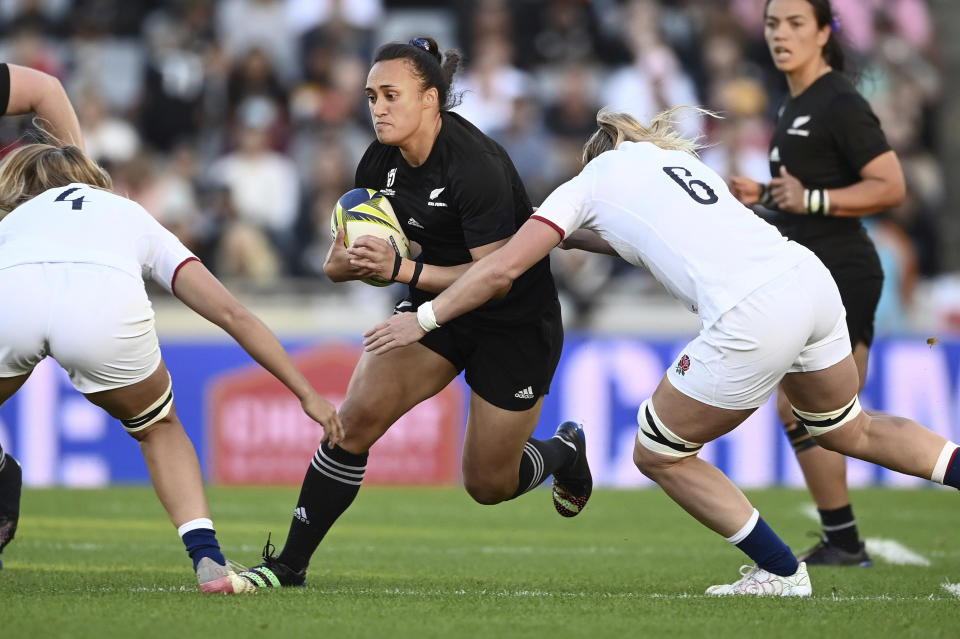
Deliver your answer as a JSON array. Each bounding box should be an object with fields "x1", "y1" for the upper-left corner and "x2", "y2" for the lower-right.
[{"x1": 1, "y1": 486, "x2": 957, "y2": 639}]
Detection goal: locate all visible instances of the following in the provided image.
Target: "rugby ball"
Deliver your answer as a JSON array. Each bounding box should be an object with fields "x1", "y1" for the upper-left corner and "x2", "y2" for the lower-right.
[{"x1": 331, "y1": 188, "x2": 410, "y2": 286}]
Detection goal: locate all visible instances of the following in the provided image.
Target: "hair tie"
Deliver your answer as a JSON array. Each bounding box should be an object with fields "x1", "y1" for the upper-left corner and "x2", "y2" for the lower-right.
[
  {"x1": 830, "y1": 16, "x2": 840, "y2": 32},
  {"x1": 409, "y1": 38, "x2": 431, "y2": 53}
]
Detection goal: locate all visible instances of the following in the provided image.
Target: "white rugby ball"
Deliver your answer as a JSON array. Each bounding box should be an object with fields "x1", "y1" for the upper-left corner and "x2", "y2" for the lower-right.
[{"x1": 331, "y1": 188, "x2": 410, "y2": 287}]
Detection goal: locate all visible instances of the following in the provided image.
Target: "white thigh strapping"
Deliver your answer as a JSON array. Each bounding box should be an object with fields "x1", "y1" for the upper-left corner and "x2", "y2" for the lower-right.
[
  {"x1": 793, "y1": 395, "x2": 862, "y2": 437},
  {"x1": 636, "y1": 399, "x2": 704, "y2": 458}
]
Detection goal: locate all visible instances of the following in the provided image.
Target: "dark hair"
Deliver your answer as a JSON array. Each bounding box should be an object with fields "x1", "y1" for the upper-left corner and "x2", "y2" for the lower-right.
[
  {"x1": 765, "y1": 0, "x2": 845, "y2": 71},
  {"x1": 372, "y1": 37, "x2": 463, "y2": 110}
]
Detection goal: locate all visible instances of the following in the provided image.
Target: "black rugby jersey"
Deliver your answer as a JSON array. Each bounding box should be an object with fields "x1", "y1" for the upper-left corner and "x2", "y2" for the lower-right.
[
  {"x1": 355, "y1": 111, "x2": 558, "y2": 324},
  {"x1": 766, "y1": 71, "x2": 891, "y2": 243},
  {"x1": 0, "y1": 63, "x2": 9, "y2": 116}
]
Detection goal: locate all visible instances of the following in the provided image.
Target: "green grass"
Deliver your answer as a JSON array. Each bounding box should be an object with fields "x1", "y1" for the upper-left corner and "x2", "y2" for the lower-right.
[{"x1": 2, "y1": 487, "x2": 958, "y2": 638}]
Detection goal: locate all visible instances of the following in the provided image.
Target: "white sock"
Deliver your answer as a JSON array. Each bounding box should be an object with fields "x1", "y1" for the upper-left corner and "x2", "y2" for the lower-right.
[
  {"x1": 724, "y1": 508, "x2": 760, "y2": 544},
  {"x1": 178, "y1": 517, "x2": 214, "y2": 537}
]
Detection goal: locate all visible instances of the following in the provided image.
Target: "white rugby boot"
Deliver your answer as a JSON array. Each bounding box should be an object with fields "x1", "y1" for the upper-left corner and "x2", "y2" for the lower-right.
[
  {"x1": 197, "y1": 557, "x2": 257, "y2": 594},
  {"x1": 705, "y1": 562, "x2": 811, "y2": 597}
]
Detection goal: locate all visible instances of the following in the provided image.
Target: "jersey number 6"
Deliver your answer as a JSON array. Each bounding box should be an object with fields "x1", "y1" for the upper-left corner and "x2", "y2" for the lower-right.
[{"x1": 662, "y1": 166, "x2": 718, "y2": 205}]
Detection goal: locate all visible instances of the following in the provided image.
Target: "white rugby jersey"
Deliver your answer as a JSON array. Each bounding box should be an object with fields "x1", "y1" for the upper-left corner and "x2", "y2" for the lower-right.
[
  {"x1": 0, "y1": 183, "x2": 195, "y2": 292},
  {"x1": 531, "y1": 141, "x2": 812, "y2": 327}
]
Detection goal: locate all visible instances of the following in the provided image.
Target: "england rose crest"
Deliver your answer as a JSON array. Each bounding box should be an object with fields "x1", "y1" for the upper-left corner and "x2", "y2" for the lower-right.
[{"x1": 675, "y1": 354, "x2": 691, "y2": 376}]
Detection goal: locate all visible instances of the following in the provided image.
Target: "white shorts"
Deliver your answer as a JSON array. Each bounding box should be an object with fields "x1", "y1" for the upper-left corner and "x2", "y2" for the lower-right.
[
  {"x1": 667, "y1": 256, "x2": 851, "y2": 410},
  {"x1": 0, "y1": 263, "x2": 161, "y2": 393}
]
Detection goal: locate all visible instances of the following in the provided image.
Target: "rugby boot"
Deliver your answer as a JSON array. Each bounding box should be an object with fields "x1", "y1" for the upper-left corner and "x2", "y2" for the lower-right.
[
  {"x1": 197, "y1": 557, "x2": 257, "y2": 594},
  {"x1": 235, "y1": 534, "x2": 307, "y2": 589},
  {"x1": 798, "y1": 537, "x2": 872, "y2": 567},
  {"x1": 552, "y1": 421, "x2": 592, "y2": 517},
  {"x1": 706, "y1": 562, "x2": 812, "y2": 597},
  {"x1": 0, "y1": 454, "x2": 22, "y2": 569}
]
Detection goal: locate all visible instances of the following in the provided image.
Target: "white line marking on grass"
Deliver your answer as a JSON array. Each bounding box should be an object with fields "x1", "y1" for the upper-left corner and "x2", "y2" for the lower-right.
[
  {"x1": 865, "y1": 539, "x2": 931, "y2": 566},
  {"x1": 286, "y1": 587, "x2": 956, "y2": 602},
  {"x1": 800, "y1": 503, "x2": 819, "y2": 522},
  {"x1": 71, "y1": 584, "x2": 957, "y2": 600}
]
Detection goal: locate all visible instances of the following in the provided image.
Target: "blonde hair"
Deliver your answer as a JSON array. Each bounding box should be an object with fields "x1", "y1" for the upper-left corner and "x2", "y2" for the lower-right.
[
  {"x1": 581, "y1": 106, "x2": 719, "y2": 165},
  {"x1": 0, "y1": 142, "x2": 112, "y2": 219}
]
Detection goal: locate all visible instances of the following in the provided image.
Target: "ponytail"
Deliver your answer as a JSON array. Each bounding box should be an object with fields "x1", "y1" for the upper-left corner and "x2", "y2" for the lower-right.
[
  {"x1": 582, "y1": 107, "x2": 718, "y2": 165},
  {"x1": 373, "y1": 37, "x2": 463, "y2": 110}
]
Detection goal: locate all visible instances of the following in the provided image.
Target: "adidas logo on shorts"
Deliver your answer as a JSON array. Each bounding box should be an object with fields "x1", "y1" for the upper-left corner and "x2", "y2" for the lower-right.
[{"x1": 514, "y1": 386, "x2": 535, "y2": 399}]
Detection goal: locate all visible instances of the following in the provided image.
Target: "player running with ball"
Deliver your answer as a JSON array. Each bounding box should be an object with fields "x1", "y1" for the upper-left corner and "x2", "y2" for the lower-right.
[{"x1": 235, "y1": 37, "x2": 590, "y2": 590}]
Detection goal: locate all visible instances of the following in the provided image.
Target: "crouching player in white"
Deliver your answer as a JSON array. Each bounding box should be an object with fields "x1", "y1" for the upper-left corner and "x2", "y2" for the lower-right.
[
  {"x1": 0, "y1": 141, "x2": 343, "y2": 593},
  {"x1": 364, "y1": 108, "x2": 960, "y2": 596},
  {"x1": 0, "y1": 59, "x2": 87, "y2": 568}
]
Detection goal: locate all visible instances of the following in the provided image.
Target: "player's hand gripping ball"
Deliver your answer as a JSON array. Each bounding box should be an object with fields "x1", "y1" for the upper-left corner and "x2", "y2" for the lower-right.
[{"x1": 331, "y1": 188, "x2": 410, "y2": 286}]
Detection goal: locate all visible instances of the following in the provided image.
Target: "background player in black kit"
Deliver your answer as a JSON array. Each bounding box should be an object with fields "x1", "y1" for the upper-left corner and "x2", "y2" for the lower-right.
[
  {"x1": 731, "y1": 0, "x2": 906, "y2": 566},
  {"x1": 236, "y1": 37, "x2": 590, "y2": 589},
  {"x1": 0, "y1": 61, "x2": 85, "y2": 567}
]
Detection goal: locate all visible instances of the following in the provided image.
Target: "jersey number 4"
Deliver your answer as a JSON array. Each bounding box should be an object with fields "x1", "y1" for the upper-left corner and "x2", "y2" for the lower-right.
[
  {"x1": 662, "y1": 167, "x2": 718, "y2": 205},
  {"x1": 55, "y1": 187, "x2": 86, "y2": 210}
]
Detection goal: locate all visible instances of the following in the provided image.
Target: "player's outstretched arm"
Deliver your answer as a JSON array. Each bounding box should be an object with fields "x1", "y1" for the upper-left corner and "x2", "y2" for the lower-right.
[
  {"x1": 363, "y1": 219, "x2": 560, "y2": 354},
  {"x1": 172, "y1": 260, "x2": 343, "y2": 443},
  {"x1": 6, "y1": 64, "x2": 83, "y2": 149}
]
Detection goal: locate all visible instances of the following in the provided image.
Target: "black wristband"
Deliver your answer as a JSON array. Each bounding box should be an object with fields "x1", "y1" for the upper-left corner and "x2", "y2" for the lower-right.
[
  {"x1": 758, "y1": 183, "x2": 776, "y2": 209},
  {"x1": 390, "y1": 253, "x2": 403, "y2": 281},
  {"x1": 409, "y1": 261, "x2": 424, "y2": 289}
]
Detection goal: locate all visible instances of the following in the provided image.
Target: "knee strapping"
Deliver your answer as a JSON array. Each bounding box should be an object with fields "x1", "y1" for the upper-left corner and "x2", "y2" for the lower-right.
[
  {"x1": 636, "y1": 399, "x2": 703, "y2": 458},
  {"x1": 792, "y1": 396, "x2": 862, "y2": 437},
  {"x1": 122, "y1": 374, "x2": 174, "y2": 435},
  {"x1": 783, "y1": 420, "x2": 817, "y2": 453}
]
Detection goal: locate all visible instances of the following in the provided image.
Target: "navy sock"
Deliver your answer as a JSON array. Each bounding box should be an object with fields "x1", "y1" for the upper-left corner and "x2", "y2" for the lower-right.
[
  {"x1": 510, "y1": 437, "x2": 576, "y2": 499},
  {"x1": 181, "y1": 528, "x2": 225, "y2": 571},
  {"x1": 943, "y1": 447, "x2": 960, "y2": 490},
  {"x1": 732, "y1": 514, "x2": 799, "y2": 577}
]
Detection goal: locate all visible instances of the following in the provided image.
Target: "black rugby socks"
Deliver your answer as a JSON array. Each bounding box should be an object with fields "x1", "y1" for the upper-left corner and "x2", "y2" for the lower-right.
[
  {"x1": 511, "y1": 436, "x2": 576, "y2": 499},
  {"x1": 277, "y1": 444, "x2": 367, "y2": 572},
  {"x1": 818, "y1": 505, "x2": 861, "y2": 553},
  {"x1": 0, "y1": 452, "x2": 21, "y2": 520}
]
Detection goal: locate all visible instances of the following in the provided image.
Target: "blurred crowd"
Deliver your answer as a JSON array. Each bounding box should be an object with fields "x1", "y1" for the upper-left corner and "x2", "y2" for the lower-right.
[{"x1": 0, "y1": 0, "x2": 944, "y2": 331}]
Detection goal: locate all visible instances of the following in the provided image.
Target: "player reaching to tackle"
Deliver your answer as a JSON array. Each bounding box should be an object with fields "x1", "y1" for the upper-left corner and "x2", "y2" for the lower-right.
[
  {"x1": 365, "y1": 107, "x2": 960, "y2": 596},
  {"x1": 0, "y1": 138, "x2": 343, "y2": 592}
]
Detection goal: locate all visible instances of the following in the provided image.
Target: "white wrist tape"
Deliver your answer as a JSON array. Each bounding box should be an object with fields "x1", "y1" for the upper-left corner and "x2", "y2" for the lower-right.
[{"x1": 416, "y1": 301, "x2": 442, "y2": 332}]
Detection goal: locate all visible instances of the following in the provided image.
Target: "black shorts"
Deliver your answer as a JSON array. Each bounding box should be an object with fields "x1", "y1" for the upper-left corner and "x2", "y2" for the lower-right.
[
  {"x1": 803, "y1": 229, "x2": 883, "y2": 348},
  {"x1": 394, "y1": 298, "x2": 564, "y2": 411}
]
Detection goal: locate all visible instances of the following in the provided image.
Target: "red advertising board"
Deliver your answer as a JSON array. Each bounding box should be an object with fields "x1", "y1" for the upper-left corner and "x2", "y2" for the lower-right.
[{"x1": 208, "y1": 342, "x2": 464, "y2": 485}]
